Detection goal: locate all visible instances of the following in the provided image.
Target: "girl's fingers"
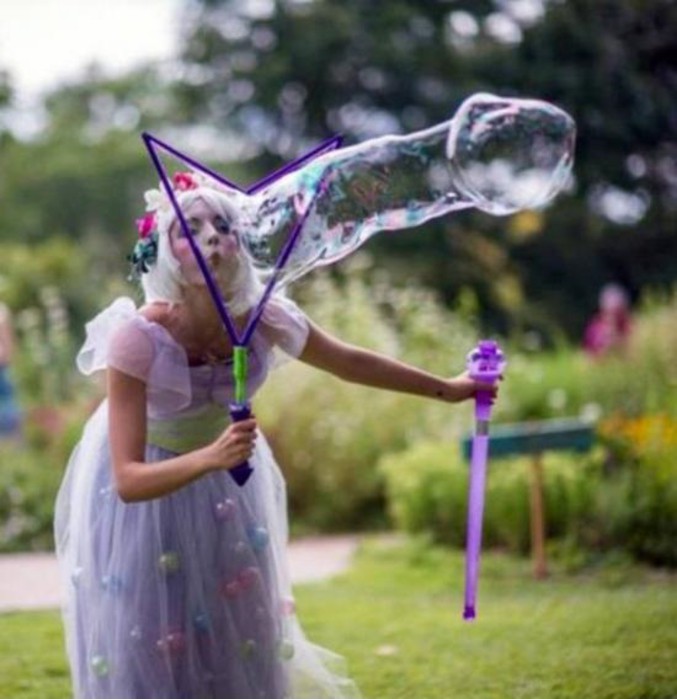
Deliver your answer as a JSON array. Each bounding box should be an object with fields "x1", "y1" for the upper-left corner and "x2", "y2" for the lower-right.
[
  {"x1": 475, "y1": 382, "x2": 497, "y2": 393},
  {"x1": 232, "y1": 418, "x2": 257, "y2": 432}
]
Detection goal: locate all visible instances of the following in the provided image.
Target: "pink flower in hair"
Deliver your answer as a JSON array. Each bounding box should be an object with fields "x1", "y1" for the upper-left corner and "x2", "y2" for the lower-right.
[
  {"x1": 136, "y1": 212, "x2": 157, "y2": 239},
  {"x1": 173, "y1": 172, "x2": 199, "y2": 191}
]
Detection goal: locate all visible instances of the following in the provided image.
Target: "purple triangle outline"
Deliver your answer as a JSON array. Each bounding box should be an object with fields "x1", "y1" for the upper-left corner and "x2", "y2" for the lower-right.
[{"x1": 141, "y1": 132, "x2": 342, "y2": 346}]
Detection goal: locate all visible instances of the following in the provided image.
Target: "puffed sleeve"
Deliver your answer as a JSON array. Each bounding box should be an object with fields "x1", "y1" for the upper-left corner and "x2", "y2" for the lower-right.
[
  {"x1": 106, "y1": 317, "x2": 156, "y2": 382},
  {"x1": 76, "y1": 297, "x2": 139, "y2": 376},
  {"x1": 76, "y1": 297, "x2": 191, "y2": 416},
  {"x1": 257, "y1": 294, "x2": 310, "y2": 367}
]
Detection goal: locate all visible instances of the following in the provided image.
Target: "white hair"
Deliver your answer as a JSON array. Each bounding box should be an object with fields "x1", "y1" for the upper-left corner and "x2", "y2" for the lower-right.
[{"x1": 141, "y1": 187, "x2": 264, "y2": 316}]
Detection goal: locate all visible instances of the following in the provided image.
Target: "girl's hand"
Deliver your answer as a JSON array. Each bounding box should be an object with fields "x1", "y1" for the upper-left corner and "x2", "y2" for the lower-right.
[
  {"x1": 204, "y1": 418, "x2": 257, "y2": 471},
  {"x1": 444, "y1": 371, "x2": 500, "y2": 404}
]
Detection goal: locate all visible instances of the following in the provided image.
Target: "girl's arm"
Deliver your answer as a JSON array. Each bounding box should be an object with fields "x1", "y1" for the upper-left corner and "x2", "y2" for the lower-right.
[
  {"x1": 298, "y1": 321, "x2": 496, "y2": 403},
  {"x1": 108, "y1": 367, "x2": 256, "y2": 503}
]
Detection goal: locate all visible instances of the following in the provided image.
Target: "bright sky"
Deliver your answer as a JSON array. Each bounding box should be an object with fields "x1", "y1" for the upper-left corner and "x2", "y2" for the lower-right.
[{"x1": 0, "y1": 0, "x2": 182, "y2": 98}]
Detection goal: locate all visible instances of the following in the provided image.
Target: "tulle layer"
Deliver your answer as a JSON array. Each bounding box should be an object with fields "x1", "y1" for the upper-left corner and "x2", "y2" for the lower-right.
[{"x1": 55, "y1": 403, "x2": 360, "y2": 699}]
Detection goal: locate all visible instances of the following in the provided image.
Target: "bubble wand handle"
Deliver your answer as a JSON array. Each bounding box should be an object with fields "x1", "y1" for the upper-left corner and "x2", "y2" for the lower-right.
[
  {"x1": 463, "y1": 340, "x2": 506, "y2": 621},
  {"x1": 228, "y1": 346, "x2": 254, "y2": 486}
]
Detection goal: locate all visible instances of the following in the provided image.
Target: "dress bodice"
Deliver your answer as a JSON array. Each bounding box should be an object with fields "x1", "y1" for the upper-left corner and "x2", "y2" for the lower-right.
[{"x1": 77, "y1": 296, "x2": 309, "y2": 422}]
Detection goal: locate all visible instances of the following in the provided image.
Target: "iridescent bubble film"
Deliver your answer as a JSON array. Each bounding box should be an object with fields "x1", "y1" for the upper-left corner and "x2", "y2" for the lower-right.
[
  {"x1": 446, "y1": 93, "x2": 575, "y2": 215},
  {"x1": 240, "y1": 93, "x2": 575, "y2": 286}
]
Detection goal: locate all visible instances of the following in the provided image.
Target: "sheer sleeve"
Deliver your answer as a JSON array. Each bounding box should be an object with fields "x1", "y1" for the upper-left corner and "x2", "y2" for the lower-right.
[
  {"x1": 258, "y1": 294, "x2": 310, "y2": 367},
  {"x1": 76, "y1": 297, "x2": 191, "y2": 417},
  {"x1": 107, "y1": 318, "x2": 156, "y2": 382},
  {"x1": 77, "y1": 297, "x2": 138, "y2": 376}
]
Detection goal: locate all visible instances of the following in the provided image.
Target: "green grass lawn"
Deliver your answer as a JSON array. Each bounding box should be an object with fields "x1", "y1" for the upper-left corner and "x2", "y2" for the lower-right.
[{"x1": 1, "y1": 539, "x2": 675, "y2": 699}]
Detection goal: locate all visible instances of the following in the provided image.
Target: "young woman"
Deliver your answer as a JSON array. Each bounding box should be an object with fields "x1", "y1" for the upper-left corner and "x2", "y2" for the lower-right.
[{"x1": 55, "y1": 174, "x2": 496, "y2": 699}]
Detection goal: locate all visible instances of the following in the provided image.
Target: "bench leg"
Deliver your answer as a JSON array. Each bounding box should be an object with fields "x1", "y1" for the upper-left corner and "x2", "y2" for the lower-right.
[{"x1": 529, "y1": 453, "x2": 548, "y2": 579}]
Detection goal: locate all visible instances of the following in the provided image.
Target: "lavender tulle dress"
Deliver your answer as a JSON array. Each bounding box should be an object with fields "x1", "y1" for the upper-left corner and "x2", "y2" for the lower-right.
[{"x1": 54, "y1": 296, "x2": 360, "y2": 699}]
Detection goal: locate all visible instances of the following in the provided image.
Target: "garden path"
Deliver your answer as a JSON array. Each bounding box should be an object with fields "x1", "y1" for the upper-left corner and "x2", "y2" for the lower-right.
[{"x1": 0, "y1": 534, "x2": 359, "y2": 613}]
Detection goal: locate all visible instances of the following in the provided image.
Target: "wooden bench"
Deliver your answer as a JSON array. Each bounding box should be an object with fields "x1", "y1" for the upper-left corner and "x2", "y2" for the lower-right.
[{"x1": 462, "y1": 418, "x2": 595, "y2": 578}]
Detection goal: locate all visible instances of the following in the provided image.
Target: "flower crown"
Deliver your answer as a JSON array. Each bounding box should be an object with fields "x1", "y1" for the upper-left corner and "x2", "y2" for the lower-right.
[{"x1": 128, "y1": 170, "x2": 229, "y2": 277}]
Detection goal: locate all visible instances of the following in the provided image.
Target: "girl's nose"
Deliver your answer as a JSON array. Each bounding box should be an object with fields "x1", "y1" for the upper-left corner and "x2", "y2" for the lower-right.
[{"x1": 204, "y1": 226, "x2": 219, "y2": 246}]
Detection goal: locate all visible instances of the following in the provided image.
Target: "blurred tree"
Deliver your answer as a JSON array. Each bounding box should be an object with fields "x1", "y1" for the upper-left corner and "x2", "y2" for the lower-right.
[
  {"x1": 0, "y1": 65, "x2": 255, "y2": 250},
  {"x1": 490, "y1": 0, "x2": 677, "y2": 337},
  {"x1": 0, "y1": 68, "x2": 178, "y2": 335},
  {"x1": 175, "y1": 0, "x2": 497, "y2": 158},
  {"x1": 1, "y1": 0, "x2": 676, "y2": 342},
  {"x1": 0, "y1": 69, "x2": 13, "y2": 110},
  {"x1": 0, "y1": 69, "x2": 165, "y2": 249},
  {"x1": 172, "y1": 0, "x2": 677, "y2": 340},
  {"x1": 0, "y1": 70, "x2": 16, "y2": 147}
]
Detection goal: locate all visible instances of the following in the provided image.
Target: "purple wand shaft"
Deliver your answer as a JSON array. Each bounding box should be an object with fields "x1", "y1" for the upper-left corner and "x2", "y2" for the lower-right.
[
  {"x1": 464, "y1": 434, "x2": 488, "y2": 620},
  {"x1": 463, "y1": 340, "x2": 505, "y2": 621}
]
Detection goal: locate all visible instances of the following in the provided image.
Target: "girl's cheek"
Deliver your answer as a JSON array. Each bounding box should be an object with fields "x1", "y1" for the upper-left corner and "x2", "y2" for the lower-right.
[
  {"x1": 174, "y1": 239, "x2": 193, "y2": 260},
  {"x1": 222, "y1": 237, "x2": 239, "y2": 255}
]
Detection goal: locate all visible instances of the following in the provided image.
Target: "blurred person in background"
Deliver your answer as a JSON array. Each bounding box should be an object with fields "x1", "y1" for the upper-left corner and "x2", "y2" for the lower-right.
[
  {"x1": 0, "y1": 300, "x2": 22, "y2": 438},
  {"x1": 583, "y1": 283, "x2": 632, "y2": 358}
]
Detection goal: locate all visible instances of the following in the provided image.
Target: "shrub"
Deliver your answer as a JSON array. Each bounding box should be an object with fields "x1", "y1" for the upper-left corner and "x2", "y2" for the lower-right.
[
  {"x1": 0, "y1": 442, "x2": 64, "y2": 552},
  {"x1": 378, "y1": 440, "x2": 598, "y2": 555},
  {"x1": 501, "y1": 291, "x2": 677, "y2": 424},
  {"x1": 255, "y1": 256, "x2": 478, "y2": 531},
  {"x1": 379, "y1": 417, "x2": 677, "y2": 568},
  {"x1": 594, "y1": 414, "x2": 677, "y2": 566},
  {"x1": 0, "y1": 398, "x2": 94, "y2": 552}
]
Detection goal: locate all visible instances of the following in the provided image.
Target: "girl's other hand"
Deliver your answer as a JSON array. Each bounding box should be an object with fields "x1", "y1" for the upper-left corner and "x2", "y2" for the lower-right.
[{"x1": 445, "y1": 371, "x2": 501, "y2": 404}]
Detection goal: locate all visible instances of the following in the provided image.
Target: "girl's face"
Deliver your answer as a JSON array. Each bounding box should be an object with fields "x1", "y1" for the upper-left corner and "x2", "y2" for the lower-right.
[{"x1": 169, "y1": 198, "x2": 240, "y2": 286}]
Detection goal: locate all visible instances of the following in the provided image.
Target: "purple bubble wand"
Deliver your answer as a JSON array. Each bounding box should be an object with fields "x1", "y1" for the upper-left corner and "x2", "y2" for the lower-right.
[
  {"x1": 142, "y1": 133, "x2": 339, "y2": 486},
  {"x1": 463, "y1": 340, "x2": 506, "y2": 621}
]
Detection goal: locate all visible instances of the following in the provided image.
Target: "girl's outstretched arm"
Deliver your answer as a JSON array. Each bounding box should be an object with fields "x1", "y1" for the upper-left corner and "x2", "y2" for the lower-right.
[
  {"x1": 298, "y1": 321, "x2": 497, "y2": 404},
  {"x1": 108, "y1": 367, "x2": 257, "y2": 502}
]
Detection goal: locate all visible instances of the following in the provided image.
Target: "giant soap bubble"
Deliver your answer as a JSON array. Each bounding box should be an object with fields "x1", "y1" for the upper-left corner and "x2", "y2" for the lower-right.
[{"x1": 239, "y1": 92, "x2": 575, "y2": 286}]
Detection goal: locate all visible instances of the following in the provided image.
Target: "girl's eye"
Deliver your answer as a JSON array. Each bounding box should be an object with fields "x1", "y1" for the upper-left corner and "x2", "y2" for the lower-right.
[
  {"x1": 215, "y1": 217, "x2": 231, "y2": 235},
  {"x1": 178, "y1": 225, "x2": 198, "y2": 238}
]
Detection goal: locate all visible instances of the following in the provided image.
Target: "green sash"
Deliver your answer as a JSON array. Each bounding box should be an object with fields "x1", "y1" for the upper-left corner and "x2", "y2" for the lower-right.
[{"x1": 147, "y1": 403, "x2": 228, "y2": 454}]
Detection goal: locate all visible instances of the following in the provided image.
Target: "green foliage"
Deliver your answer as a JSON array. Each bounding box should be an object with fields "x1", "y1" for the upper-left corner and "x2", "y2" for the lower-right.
[
  {"x1": 0, "y1": 238, "x2": 102, "y2": 349},
  {"x1": 380, "y1": 420, "x2": 677, "y2": 567},
  {"x1": 0, "y1": 239, "x2": 141, "y2": 404},
  {"x1": 12, "y1": 288, "x2": 77, "y2": 405},
  {"x1": 0, "y1": 398, "x2": 93, "y2": 552},
  {"x1": 501, "y1": 290, "x2": 677, "y2": 422},
  {"x1": 1, "y1": 451, "x2": 52, "y2": 553},
  {"x1": 379, "y1": 441, "x2": 596, "y2": 556},
  {"x1": 0, "y1": 443, "x2": 62, "y2": 552},
  {"x1": 378, "y1": 292, "x2": 677, "y2": 567},
  {"x1": 0, "y1": 131, "x2": 144, "y2": 249},
  {"x1": 0, "y1": 239, "x2": 85, "y2": 309},
  {"x1": 593, "y1": 413, "x2": 677, "y2": 567},
  {"x1": 607, "y1": 463, "x2": 677, "y2": 568},
  {"x1": 255, "y1": 256, "x2": 477, "y2": 531}
]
